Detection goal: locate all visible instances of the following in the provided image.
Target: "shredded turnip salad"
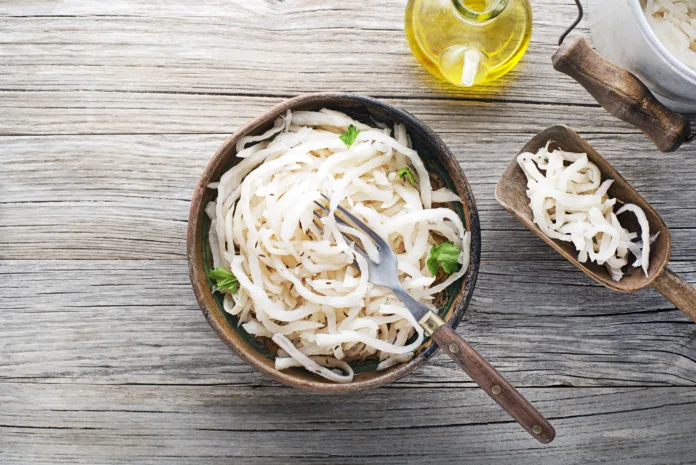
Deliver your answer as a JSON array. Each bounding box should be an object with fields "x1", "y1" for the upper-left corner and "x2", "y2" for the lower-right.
[
  {"x1": 645, "y1": 0, "x2": 696, "y2": 70},
  {"x1": 206, "y1": 108, "x2": 470, "y2": 383},
  {"x1": 518, "y1": 143, "x2": 655, "y2": 281}
]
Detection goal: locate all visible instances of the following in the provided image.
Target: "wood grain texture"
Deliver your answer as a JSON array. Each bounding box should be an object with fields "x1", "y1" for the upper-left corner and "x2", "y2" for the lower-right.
[
  {"x1": 0, "y1": 92, "x2": 651, "y2": 136},
  {"x1": 2, "y1": 0, "x2": 696, "y2": 463},
  {"x1": 3, "y1": 383, "x2": 696, "y2": 465},
  {"x1": 0, "y1": 1, "x2": 596, "y2": 105},
  {"x1": 432, "y1": 324, "x2": 556, "y2": 443},
  {"x1": 653, "y1": 269, "x2": 696, "y2": 323},
  {"x1": 2, "y1": 260, "x2": 696, "y2": 388},
  {"x1": 3, "y1": 132, "x2": 696, "y2": 260}
]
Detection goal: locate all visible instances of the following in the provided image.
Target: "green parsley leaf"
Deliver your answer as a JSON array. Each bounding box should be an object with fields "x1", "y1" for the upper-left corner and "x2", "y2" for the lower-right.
[
  {"x1": 207, "y1": 267, "x2": 239, "y2": 294},
  {"x1": 426, "y1": 241, "x2": 461, "y2": 276},
  {"x1": 339, "y1": 125, "x2": 360, "y2": 148},
  {"x1": 397, "y1": 167, "x2": 417, "y2": 186}
]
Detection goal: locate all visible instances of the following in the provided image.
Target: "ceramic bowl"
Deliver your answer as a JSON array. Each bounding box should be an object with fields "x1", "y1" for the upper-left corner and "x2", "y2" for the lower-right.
[{"x1": 187, "y1": 93, "x2": 481, "y2": 392}]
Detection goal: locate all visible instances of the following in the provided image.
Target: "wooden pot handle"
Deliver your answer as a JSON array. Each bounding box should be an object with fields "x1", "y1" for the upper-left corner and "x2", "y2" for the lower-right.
[
  {"x1": 430, "y1": 324, "x2": 556, "y2": 444},
  {"x1": 652, "y1": 268, "x2": 696, "y2": 322},
  {"x1": 552, "y1": 36, "x2": 691, "y2": 153}
]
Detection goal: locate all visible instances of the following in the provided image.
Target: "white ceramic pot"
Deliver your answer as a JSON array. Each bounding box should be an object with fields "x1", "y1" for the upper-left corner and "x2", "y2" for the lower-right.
[{"x1": 587, "y1": 0, "x2": 696, "y2": 112}]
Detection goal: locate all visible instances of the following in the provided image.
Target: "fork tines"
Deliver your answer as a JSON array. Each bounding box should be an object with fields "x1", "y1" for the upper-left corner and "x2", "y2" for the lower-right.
[
  {"x1": 317, "y1": 194, "x2": 387, "y2": 249},
  {"x1": 313, "y1": 198, "x2": 368, "y2": 255}
]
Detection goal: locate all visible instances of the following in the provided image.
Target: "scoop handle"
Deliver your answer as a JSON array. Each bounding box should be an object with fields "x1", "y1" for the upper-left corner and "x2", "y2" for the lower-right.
[
  {"x1": 420, "y1": 312, "x2": 555, "y2": 443},
  {"x1": 652, "y1": 268, "x2": 696, "y2": 322},
  {"x1": 552, "y1": 36, "x2": 691, "y2": 153}
]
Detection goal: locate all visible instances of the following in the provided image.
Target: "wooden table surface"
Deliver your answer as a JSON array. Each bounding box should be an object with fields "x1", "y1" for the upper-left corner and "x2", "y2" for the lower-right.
[{"x1": 3, "y1": 1, "x2": 696, "y2": 463}]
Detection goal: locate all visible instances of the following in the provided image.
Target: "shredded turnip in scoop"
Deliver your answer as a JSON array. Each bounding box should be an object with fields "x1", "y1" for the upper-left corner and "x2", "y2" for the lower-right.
[
  {"x1": 207, "y1": 109, "x2": 470, "y2": 383},
  {"x1": 518, "y1": 143, "x2": 652, "y2": 281}
]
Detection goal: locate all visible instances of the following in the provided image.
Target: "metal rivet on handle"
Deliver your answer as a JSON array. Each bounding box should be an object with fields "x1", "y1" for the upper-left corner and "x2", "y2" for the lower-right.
[
  {"x1": 532, "y1": 425, "x2": 542, "y2": 435},
  {"x1": 491, "y1": 385, "x2": 501, "y2": 395},
  {"x1": 448, "y1": 343, "x2": 459, "y2": 353}
]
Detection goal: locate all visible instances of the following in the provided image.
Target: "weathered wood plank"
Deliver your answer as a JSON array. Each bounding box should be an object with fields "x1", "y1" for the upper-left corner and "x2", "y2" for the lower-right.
[
  {"x1": 0, "y1": 92, "x2": 655, "y2": 137},
  {"x1": 2, "y1": 260, "x2": 695, "y2": 387},
  {"x1": 0, "y1": 1, "x2": 599, "y2": 105},
  {"x1": 2, "y1": 132, "x2": 696, "y2": 260},
  {"x1": 2, "y1": 383, "x2": 696, "y2": 464},
  {"x1": 0, "y1": 0, "x2": 569, "y2": 17},
  {"x1": 0, "y1": 0, "x2": 696, "y2": 465},
  {"x1": 2, "y1": 1, "x2": 696, "y2": 462}
]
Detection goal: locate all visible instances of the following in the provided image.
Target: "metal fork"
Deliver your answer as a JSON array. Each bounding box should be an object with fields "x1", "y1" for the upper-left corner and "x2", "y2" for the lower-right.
[{"x1": 314, "y1": 195, "x2": 555, "y2": 444}]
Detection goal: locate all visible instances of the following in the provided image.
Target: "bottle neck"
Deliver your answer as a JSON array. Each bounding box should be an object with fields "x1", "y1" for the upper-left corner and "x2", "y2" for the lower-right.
[{"x1": 452, "y1": 0, "x2": 509, "y2": 22}]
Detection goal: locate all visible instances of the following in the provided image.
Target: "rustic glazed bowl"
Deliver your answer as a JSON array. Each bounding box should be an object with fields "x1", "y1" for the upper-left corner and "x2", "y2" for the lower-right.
[{"x1": 187, "y1": 93, "x2": 481, "y2": 392}]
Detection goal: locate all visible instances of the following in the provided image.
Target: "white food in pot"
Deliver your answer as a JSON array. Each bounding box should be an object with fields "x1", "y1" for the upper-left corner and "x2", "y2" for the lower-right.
[
  {"x1": 645, "y1": 0, "x2": 696, "y2": 70},
  {"x1": 207, "y1": 108, "x2": 471, "y2": 383}
]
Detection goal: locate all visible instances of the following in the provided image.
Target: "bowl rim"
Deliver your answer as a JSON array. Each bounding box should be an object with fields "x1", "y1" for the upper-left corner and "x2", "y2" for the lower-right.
[{"x1": 187, "y1": 92, "x2": 481, "y2": 392}]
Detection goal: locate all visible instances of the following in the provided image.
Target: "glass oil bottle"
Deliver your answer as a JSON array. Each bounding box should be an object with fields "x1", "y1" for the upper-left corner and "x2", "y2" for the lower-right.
[{"x1": 405, "y1": 0, "x2": 533, "y2": 87}]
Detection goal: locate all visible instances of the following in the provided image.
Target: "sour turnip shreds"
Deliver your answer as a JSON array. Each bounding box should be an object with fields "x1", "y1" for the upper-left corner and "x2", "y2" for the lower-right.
[
  {"x1": 645, "y1": 0, "x2": 696, "y2": 71},
  {"x1": 206, "y1": 108, "x2": 470, "y2": 383},
  {"x1": 518, "y1": 143, "x2": 653, "y2": 281}
]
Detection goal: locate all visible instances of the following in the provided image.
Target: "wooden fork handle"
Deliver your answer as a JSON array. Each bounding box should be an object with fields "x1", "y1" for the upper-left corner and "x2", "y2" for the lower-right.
[
  {"x1": 552, "y1": 36, "x2": 691, "y2": 153},
  {"x1": 420, "y1": 313, "x2": 555, "y2": 443},
  {"x1": 652, "y1": 268, "x2": 696, "y2": 323}
]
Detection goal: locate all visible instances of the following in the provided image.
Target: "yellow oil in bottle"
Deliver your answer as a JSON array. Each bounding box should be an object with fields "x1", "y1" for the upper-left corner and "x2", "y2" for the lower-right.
[{"x1": 405, "y1": 0, "x2": 533, "y2": 87}]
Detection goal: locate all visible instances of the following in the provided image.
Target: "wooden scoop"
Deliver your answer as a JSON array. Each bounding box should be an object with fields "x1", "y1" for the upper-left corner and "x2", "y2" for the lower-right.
[{"x1": 495, "y1": 125, "x2": 696, "y2": 321}]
